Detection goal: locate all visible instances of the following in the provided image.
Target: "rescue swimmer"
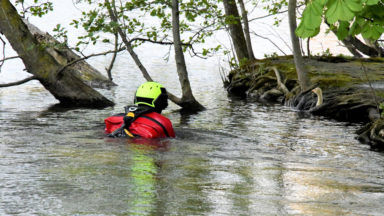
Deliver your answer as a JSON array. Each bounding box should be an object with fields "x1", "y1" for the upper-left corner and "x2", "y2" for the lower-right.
[{"x1": 104, "y1": 82, "x2": 175, "y2": 138}]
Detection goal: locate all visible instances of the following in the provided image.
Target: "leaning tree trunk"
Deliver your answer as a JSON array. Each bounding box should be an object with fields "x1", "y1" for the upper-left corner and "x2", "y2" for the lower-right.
[
  {"x1": 171, "y1": 0, "x2": 204, "y2": 111},
  {"x1": 222, "y1": 0, "x2": 250, "y2": 63},
  {"x1": 0, "y1": 0, "x2": 114, "y2": 107},
  {"x1": 288, "y1": 0, "x2": 311, "y2": 91},
  {"x1": 25, "y1": 20, "x2": 116, "y2": 88},
  {"x1": 237, "y1": 0, "x2": 255, "y2": 61}
]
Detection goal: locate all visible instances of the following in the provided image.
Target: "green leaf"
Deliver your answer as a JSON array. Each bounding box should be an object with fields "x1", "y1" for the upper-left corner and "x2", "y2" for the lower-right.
[
  {"x1": 362, "y1": 23, "x2": 384, "y2": 40},
  {"x1": 302, "y1": 0, "x2": 323, "y2": 29},
  {"x1": 326, "y1": 0, "x2": 356, "y2": 23},
  {"x1": 345, "y1": 0, "x2": 362, "y2": 12},
  {"x1": 366, "y1": 0, "x2": 379, "y2": 5},
  {"x1": 296, "y1": 21, "x2": 320, "y2": 38},
  {"x1": 336, "y1": 21, "x2": 349, "y2": 40},
  {"x1": 349, "y1": 19, "x2": 362, "y2": 35}
]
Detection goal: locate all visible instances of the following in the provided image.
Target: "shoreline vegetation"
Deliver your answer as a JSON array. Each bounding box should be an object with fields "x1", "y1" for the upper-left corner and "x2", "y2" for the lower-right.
[{"x1": 225, "y1": 55, "x2": 384, "y2": 151}]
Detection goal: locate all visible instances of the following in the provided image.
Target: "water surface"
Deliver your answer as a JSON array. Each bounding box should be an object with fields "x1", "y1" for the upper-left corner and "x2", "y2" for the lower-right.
[{"x1": 1, "y1": 1, "x2": 384, "y2": 215}]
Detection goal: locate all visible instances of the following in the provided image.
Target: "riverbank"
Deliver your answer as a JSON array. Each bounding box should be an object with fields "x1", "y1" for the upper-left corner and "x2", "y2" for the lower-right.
[{"x1": 225, "y1": 55, "x2": 384, "y2": 150}]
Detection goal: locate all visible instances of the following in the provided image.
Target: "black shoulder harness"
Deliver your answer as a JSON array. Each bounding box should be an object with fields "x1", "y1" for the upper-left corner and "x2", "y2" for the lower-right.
[{"x1": 108, "y1": 105, "x2": 154, "y2": 138}]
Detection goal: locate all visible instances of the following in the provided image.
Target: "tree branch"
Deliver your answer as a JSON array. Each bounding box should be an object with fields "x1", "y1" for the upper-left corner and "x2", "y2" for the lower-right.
[
  {"x1": 106, "y1": 32, "x2": 119, "y2": 81},
  {"x1": 130, "y1": 37, "x2": 177, "y2": 45},
  {"x1": 0, "y1": 76, "x2": 37, "y2": 88},
  {"x1": 248, "y1": 4, "x2": 305, "y2": 22},
  {"x1": 0, "y1": 36, "x2": 6, "y2": 71},
  {"x1": 0, "y1": 55, "x2": 19, "y2": 64},
  {"x1": 251, "y1": 31, "x2": 287, "y2": 55},
  {"x1": 106, "y1": 0, "x2": 153, "y2": 81},
  {"x1": 57, "y1": 48, "x2": 125, "y2": 77}
]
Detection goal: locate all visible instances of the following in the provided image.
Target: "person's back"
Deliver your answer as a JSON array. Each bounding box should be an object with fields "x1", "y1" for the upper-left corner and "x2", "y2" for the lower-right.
[
  {"x1": 128, "y1": 112, "x2": 175, "y2": 138},
  {"x1": 105, "y1": 82, "x2": 175, "y2": 138}
]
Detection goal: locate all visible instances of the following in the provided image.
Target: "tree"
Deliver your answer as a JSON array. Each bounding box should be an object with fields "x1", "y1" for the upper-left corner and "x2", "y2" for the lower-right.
[
  {"x1": 0, "y1": 0, "x2": 114, "y2": 107},
  {"x1": 171, "y1": 0, "x2": 205, "y2": 110},
  {"x1": 222, "y1": 0, "x2": 250, "y2": 64},
  {"x1": 296, "y1": 0, "x2": 384, "y2": 56},
  {"x1": 74, "y1": 0, "x2": 210, "y2": 111},
  {"x1": 237, "y1": 0, "x2": 256, "y2": 61},
  {"x1": 288, "y1": 0, "x2": 311, "y2": 91}
]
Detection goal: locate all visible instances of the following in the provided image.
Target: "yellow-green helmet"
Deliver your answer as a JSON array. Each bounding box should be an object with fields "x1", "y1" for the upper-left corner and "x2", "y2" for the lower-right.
[{"x1": 134, "y1": 82, "x2": 168, "y2": 111}]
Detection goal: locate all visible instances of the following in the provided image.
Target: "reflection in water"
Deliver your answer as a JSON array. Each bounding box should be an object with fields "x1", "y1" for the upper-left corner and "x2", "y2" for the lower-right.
[{"x1": 126, "y1": 143, "x2": 158, "y2": 215}]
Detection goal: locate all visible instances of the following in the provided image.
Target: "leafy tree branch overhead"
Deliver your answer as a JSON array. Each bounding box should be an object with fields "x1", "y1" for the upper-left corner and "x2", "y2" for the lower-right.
[{"x1": 297, "y1": 0, "x2": 384, "y2": 41}]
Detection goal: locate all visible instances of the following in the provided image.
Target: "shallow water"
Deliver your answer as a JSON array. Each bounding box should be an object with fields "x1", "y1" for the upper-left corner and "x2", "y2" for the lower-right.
[
  {"x1": 1, "y1": 1, "x2": 384, "y2": 215},
  {"x1": 1, "y1": 80, "x2": 384, "y2": 215}
]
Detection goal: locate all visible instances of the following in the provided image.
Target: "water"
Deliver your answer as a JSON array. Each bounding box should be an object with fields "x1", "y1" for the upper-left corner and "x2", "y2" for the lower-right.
[{"x1": 1, "y1": 1, "x2": 384, "y2": 215}]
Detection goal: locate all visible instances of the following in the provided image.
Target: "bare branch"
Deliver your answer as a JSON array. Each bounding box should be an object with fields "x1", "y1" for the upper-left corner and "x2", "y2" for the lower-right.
[
  {"x1": 0, "y1": 76, "x2": 37, "y2": 88},
  {"x1": 0, "y1": 56, "x2": 19, "y2": 64},
  {"x1": 0, "y1": 36, "x2": 6, "y2": 71},
  {"x1": 57, "y1": 48, "x2": 125, "y2": 77},
  {"x1": 251, "y1": 31, "x2": 287, "y2": 55},
  {"x1": 249, "y1": 10, "x2": 289, "y2": 22},
  {"x1": 106, "y1": 32, "x2": 119, "y2": 81},
  {"x1": 130, "y1": 37, "x2": 175, "y2": 45},
  {"x1": 248, "y1": 4, "x2": 305, "y2": 22}
]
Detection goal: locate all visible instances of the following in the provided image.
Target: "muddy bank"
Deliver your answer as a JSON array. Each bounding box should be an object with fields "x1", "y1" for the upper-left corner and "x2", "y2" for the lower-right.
[{"x1": 226, "y1": 56, "x2": 384, "y2": 150}]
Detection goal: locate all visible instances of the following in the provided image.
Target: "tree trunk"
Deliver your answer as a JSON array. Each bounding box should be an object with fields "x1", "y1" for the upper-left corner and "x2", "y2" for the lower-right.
[
  {"x1": 171, "y1": 0, "x2": 204, "y2": 111},
  {"x1": 222, "y1": 0, "x2": 250, "y2": 63},
  {"x1": 237, "y1": 0, "x2": 255, "y2": 61},
  {"x1": 288, "y1": 0, "x2": 311, "y2": 91},
  {"x1": 0, "y1": 0, "x2": 114, "y2": 107},
  {"x1": 105, "y1": 0, "x2": 204, "y2": 111},
  {"x1": 24, "y1": 20, "x2": 116, "y2": 88}
]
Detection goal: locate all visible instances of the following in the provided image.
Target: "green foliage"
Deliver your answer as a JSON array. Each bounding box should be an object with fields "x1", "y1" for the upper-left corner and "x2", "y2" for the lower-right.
[
  {"x1": 14, "y1": 0, "x2": 53, "y2": 17},
  {"x1": 69, "y1": 0, "x2": 222, "y2": 57},
  {"x1": 52, "y1": 24, "x2": 68, "y2": 45},
  {"x1": 261, "y1": 0, "x2": 288, "y2": 26},
  {"x1": 297, "y1": 0, "x2": 384, "y2": 41}
]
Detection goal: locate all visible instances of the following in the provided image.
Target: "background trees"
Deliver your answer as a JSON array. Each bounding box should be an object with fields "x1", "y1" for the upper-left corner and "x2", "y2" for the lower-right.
[{"x1": 2, "y1": 0, "x2": 384, "y2": 108}]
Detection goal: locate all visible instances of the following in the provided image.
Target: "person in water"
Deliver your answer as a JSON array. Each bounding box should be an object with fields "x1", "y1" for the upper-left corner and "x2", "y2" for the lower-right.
[{"x1": 105, "y1": 82, "x2": 175, "y2": 138}]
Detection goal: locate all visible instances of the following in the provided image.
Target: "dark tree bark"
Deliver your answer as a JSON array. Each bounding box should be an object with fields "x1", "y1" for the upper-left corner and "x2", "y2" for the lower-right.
[
  {"x1": 171, "y1": 0, "x2": 205, "y2": 111},
  {"x1": 288, "y1": 0, "x2": 311, "y2": 91},
  {"x1": 345, "y1": 36, "x2": 383, "y2": 57},
  {"x1": 237, "y1": 0, "x2": 255, "y2": 61},
  {"x1": 222, "y1": 0, "x2": 250, "y2": 63},
  {"x1": 326, "y1": 22, "x2": 382, "y2": 57},
  {"x1": 0, "y1": 0, "x2": 114, "y2": 107}
]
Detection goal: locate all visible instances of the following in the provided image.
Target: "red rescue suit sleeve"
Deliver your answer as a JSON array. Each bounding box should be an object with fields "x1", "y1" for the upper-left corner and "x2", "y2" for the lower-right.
[{"x1": 128, "y1": 112, "x2": 175, "y2": 138}]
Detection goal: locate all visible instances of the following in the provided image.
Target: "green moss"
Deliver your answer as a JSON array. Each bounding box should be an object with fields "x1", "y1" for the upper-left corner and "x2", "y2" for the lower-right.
[
  {"x1": 228, "y1": 55, "x2": 384, "y2": 99},
  {"x1": 310, "y1": 72, "x2": 355, "y2": 88}
]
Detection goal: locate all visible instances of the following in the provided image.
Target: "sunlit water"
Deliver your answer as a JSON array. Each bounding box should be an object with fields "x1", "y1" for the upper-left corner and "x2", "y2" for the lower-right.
[{"x1": 1, "y1": 1, "x2": 384, "y2": 215}]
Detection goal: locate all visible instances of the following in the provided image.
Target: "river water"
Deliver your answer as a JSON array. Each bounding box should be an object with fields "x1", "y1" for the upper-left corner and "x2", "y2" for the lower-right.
[{"x1": 1, "y1": 1, "x2": 384, "y2": 215}]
